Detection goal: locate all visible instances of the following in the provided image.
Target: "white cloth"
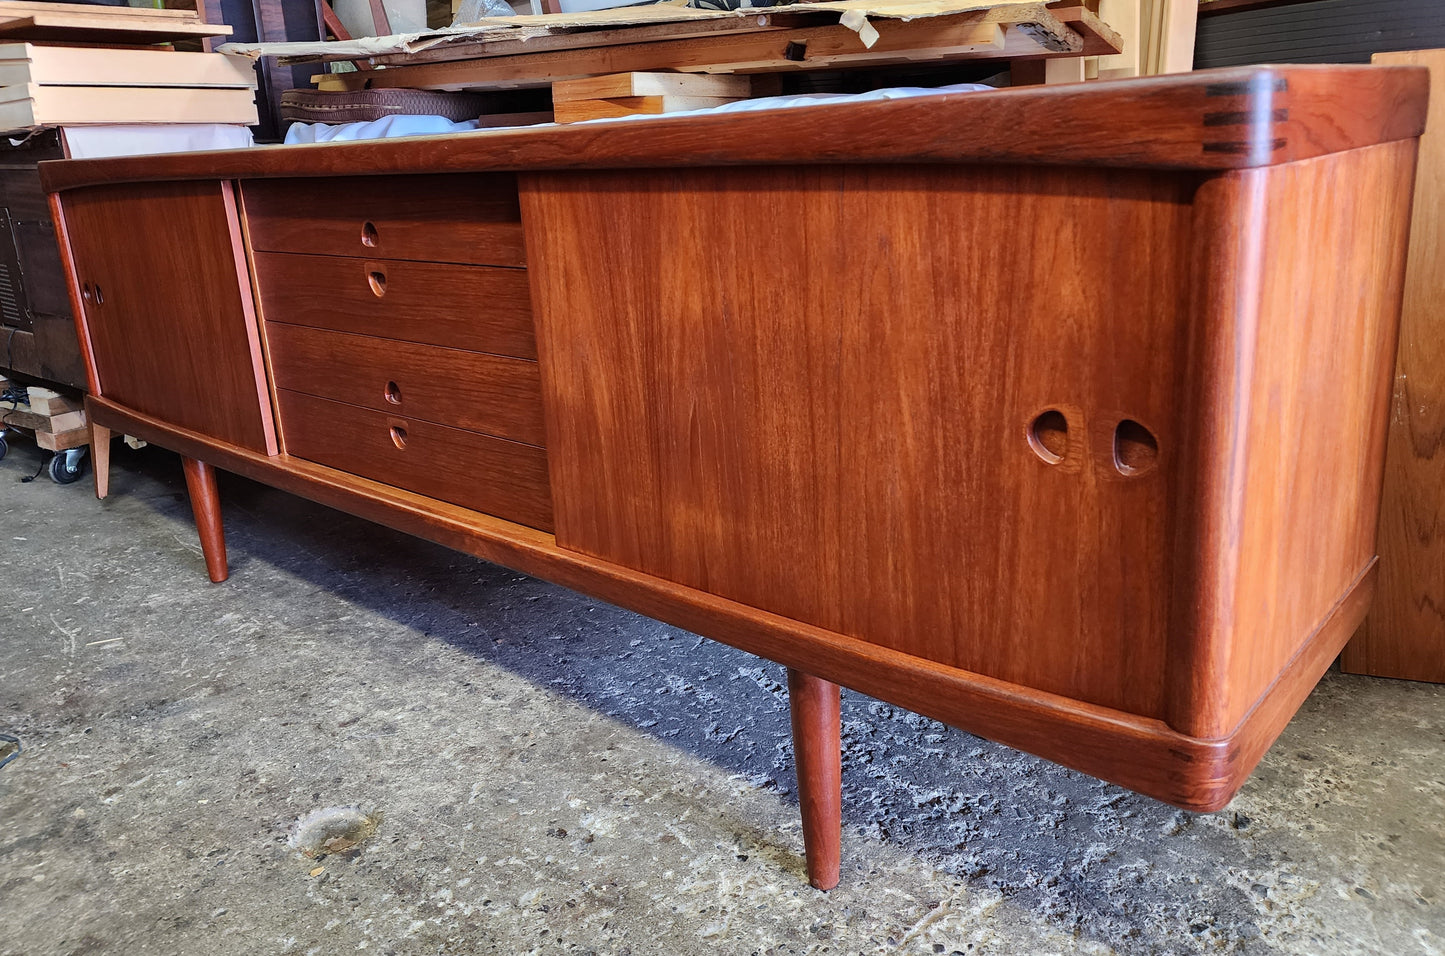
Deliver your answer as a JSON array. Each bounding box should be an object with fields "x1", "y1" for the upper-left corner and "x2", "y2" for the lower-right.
[
  {"x1": 59, "y1": 124, "x2": 255, "y2": 159},
  {"x1": 285, "y1": 114, "x2": 480, "y2": 144},
  {"x1": 282, "y1": 81, "x2": 995, "y2": 143}
]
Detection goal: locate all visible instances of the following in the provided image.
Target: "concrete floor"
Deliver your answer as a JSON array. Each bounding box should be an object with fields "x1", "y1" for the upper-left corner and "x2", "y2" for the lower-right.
[{"x1": 0, "y1": 441, "x2": 1441, "y2": 956}]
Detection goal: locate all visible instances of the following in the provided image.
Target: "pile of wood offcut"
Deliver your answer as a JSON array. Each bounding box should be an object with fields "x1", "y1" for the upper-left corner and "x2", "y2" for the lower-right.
[
  {"x1": 0, "y1": 1, "x2": 256, "y2": 132},
  {"x1": 224, "y1": 0, "x2": 1125, "y2": 125}
]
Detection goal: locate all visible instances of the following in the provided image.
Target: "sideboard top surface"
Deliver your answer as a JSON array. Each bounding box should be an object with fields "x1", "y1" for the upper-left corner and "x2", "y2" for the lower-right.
[{"x1": 40, "y1": 64, "x2": 1428, "y2": 194}]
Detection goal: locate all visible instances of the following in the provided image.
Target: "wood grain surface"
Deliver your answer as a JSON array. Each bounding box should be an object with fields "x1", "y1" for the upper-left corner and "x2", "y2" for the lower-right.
[
  {"x1": 1345, "y1": 49, "x2": 1445, "y2": 683},
  {"x1": 1169, "y1": 140, "x2": 1417, "y2": 736},
  {"x1": 788, "y1": 668, "x2": 841, "y2": 891},
  {"x1": 266, "y1": 322, "x2": 546, "y2": 447},
  {"x1": 525, "y1": 162, "x2": 1193, "y2": 719},
  {"x1": 277, "y1": 388, "x2": 554, "y2": 532},
  {"x1": 40, "y1": 66, "x2": 1429, "y2": 194},
  {"x1": 182, "y1": 456, "x2": 229, "y2": 583},
  {"x1": 242, "y1": 174, "x2": 526, "y2": 267},
  {"x1": 55, "y1": 180, "x2": 276, "y2": 453},
  {"x1": 252, "y1": 251, "x2": 537, "y2": 359}
]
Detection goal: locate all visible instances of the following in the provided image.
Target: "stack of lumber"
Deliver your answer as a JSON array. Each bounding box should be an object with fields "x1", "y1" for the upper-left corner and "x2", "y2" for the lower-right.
[
  {"x1": 1018, "y1": 0, "x2": 1195, "y2": 83},
  {"x1": 551, "y1": 71, "x2": 752, "y2": 122},
  {"x1": 0, "y1": 43, "x2": 258, "y2": 131},
  {"x1": 0, "y1": 379, "x2": 86, "y2": 453},
  {"x1": 220, "y1": 0, "x2": 1122, "y2": 95},
  {"x1": 0, "y1": 1, "x2": 230, "y2": 45},
  {"x1": 0, "y1": 2, "x2": 255, "y2": 133}
]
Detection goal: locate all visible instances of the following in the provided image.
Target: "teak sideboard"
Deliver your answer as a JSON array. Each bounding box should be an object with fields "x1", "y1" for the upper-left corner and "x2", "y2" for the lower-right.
[{"x1": 41, "y1": 65, "x2": 1428, "y2": 890}]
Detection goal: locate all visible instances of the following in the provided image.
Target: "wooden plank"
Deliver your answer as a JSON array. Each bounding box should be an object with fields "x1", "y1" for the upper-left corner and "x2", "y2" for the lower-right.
[
  {"x1": 1, "y1": 406, "x2": 51, "y2": 430},
  {"x1": 1156, "y1": 0, "x2": 1196, "y2": 74},
  {"x1": 368, "y1": 13, "x2": 800, "y2": 68},
  {"x1": 553, "y1": 93, "x2": 741, "y2": 123},
  {"x1": 366, "y1": 0, "x2": 392, "y2": 37},
  {"x1": 0, "y1": 84, "x2": 257, "y2": 130},
  {"x1": 0, "y1": 12, "x2": 231, "y2": 42},
  {"x1": 1345, "y1": 49, "x2": 1445, "y2": 683},
  {"x1": 34, "y1": 423, "x2": 88, "y2": 451},
  {"x1": 0, "y1": 44, "x2": 256, "y2": 88},
  {"x1": 318, "y1": 14, "x2": 1041, "y2": 91},
  {"x1": 39, "y1": 65, "x2": 1433, "y2": 192},
  {"x1": 552, "y1": 71, "x2": 754, "y2": 102},
  {"x1": 23, "y1": 386, "x2": 81, "y2": 417},
  {"x1": 0, "y1": 2, "x2": 203, "y2": 22}
]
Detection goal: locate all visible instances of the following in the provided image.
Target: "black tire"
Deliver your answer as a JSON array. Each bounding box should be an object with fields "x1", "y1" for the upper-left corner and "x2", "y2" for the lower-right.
[
  {"x1": 49, "y1": 451, "x2": 84, "y2": 484},
  {"x1": 0, "y1": 435, "x2": 7, "y2": 462}
]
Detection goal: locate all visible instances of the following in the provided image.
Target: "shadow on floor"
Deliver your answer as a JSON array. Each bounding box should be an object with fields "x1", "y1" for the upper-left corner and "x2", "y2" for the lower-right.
[{"x1": 90, "y1": 443, "x2": 1354, "y2": 953}]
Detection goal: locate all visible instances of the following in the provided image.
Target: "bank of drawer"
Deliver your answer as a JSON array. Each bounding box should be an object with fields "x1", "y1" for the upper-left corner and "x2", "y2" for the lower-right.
[
  {"x1": 279, "y1": 389, "x2": 553, "y2": 531},
  {"x1": 267, "y1": 323, "x2": 546, "y2": 447},
  {"x1": 242, "y1": 174, "x2": 526, "y2": 267},
  {"x1": 254, "y1": 251, "x2": 536, "y2": 359}
]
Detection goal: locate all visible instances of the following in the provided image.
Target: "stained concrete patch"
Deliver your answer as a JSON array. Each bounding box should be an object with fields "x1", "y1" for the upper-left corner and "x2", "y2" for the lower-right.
[{"x1": 0, "y1": 443, "x2": 1442, "y2": 955}]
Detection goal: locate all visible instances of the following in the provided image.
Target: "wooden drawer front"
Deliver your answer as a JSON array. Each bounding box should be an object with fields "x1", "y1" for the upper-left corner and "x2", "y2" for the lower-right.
[
  {"x1": 253, "y1": 252, "x2": 536, "y2": 359},
  {"x1": 267, "y1": 323, "x2": 546, "y2": 446},
  {"x1": 279, "y1": 389, "x2": 553, "y2": 531},
  {"x1": 242, "y1": 174, "x2": 525, "y2": 266}
]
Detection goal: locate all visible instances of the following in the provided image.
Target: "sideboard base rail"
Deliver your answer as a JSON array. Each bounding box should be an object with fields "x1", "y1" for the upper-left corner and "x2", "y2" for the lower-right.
[{"x1": 84, "y1": 394, "x2": 1375, "y2": 819}]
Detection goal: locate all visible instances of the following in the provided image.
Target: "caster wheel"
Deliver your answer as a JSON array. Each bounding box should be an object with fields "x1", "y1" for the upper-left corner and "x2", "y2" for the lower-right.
[
  {"x1": 0, "y1": 435, "x2": 7, "y2": 462},
  {"x1": 48, "y1": 449, "x2": 86, "y2": 484}
]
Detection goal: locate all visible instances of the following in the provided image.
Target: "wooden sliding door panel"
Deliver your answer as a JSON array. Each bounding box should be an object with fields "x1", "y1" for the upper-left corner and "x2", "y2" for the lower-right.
[
  {"x1": 524, "y1": 164, "x2": 1196, "y2": 719},
  {"x1": 58, "y1": 180, "x2": 275, "y2": 453}
]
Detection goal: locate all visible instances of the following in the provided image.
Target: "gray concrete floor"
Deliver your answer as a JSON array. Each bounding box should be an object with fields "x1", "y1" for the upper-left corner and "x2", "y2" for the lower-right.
[{"x1": 0, "y1": 441, "x2": 1441, "y2": 956}]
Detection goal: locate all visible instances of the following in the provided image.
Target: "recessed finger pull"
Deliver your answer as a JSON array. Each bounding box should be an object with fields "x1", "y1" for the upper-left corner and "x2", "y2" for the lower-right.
[
  {"x1": 1113, "y1": 419, "x2": 1159, "y2": 475},
  {"x1": 361, "y1": 220, "x2": 378, "y2": 247},
  {"x1": 384, "y1": 380, "x2": 402, "y2": 405},
  {"x1": 367, "y1": 268, "x2": 387, "y2": 297},
  {"x1": 1027, "y1": 409, "x2": 1069, "y2": 464},
  {"x1": 389, "y1": 424, "x2": 407, "y2": 449}
]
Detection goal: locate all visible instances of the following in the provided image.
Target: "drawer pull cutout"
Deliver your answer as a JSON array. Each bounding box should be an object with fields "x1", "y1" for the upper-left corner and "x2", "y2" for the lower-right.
[
  {"x1": 1027, "y1": 409, "x2": 1068, "y2": 464},
  {"x1": 361, "y1": 220, "x2": 378, "y2": 248},
  {"x1": 367, "y1": 268, "x2": 387, "y2": 297},
  {"x1": 389, "y1": 424, "x2": 408, "y2": 449},
  {"x1": 1113, "y1": 419, "x2": 1158, "y2": 475},
  {"x1": 384, "y1": 380, "x2": 402, "y2": 405}
]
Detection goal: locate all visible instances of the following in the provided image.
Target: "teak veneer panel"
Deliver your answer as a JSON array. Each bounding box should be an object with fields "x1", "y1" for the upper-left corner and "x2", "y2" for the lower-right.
[
  {"x1": 278, "y1": 389, "x2": 554, "y2": 532},
  {"x1": 55, "y1": 180, "x2": 275, "y2": 454},
  {"x1": 266, "y1": 322, "x2": 546, "y2": 447},
  {"x1": 252, "y1": 251, "x2": 537, "y2": 359},
  {"x1": 243, "y1": 174, "x2": 526, "y2": 267},
  {"x1": 1345, "y1": 50, "x2": 1445, "y2": 684},
  {"x1": 1169, "y1": 141, "x2": 1417, "y2": 736},
  {"x1": 524, "y1": 163, "x2": 1195, "y2": 719}
]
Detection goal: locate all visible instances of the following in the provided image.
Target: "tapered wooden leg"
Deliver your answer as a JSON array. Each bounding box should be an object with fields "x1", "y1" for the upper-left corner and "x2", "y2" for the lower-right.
[
  {"x1": 90, "y1": 422, "x2": 111, "y2": 500},
  {"x1": 787, "y1": 667, "x2": 841, "y2": 891},
  {"x1": 181, "y1": 457, "x2": 228, "y2": 583}
]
